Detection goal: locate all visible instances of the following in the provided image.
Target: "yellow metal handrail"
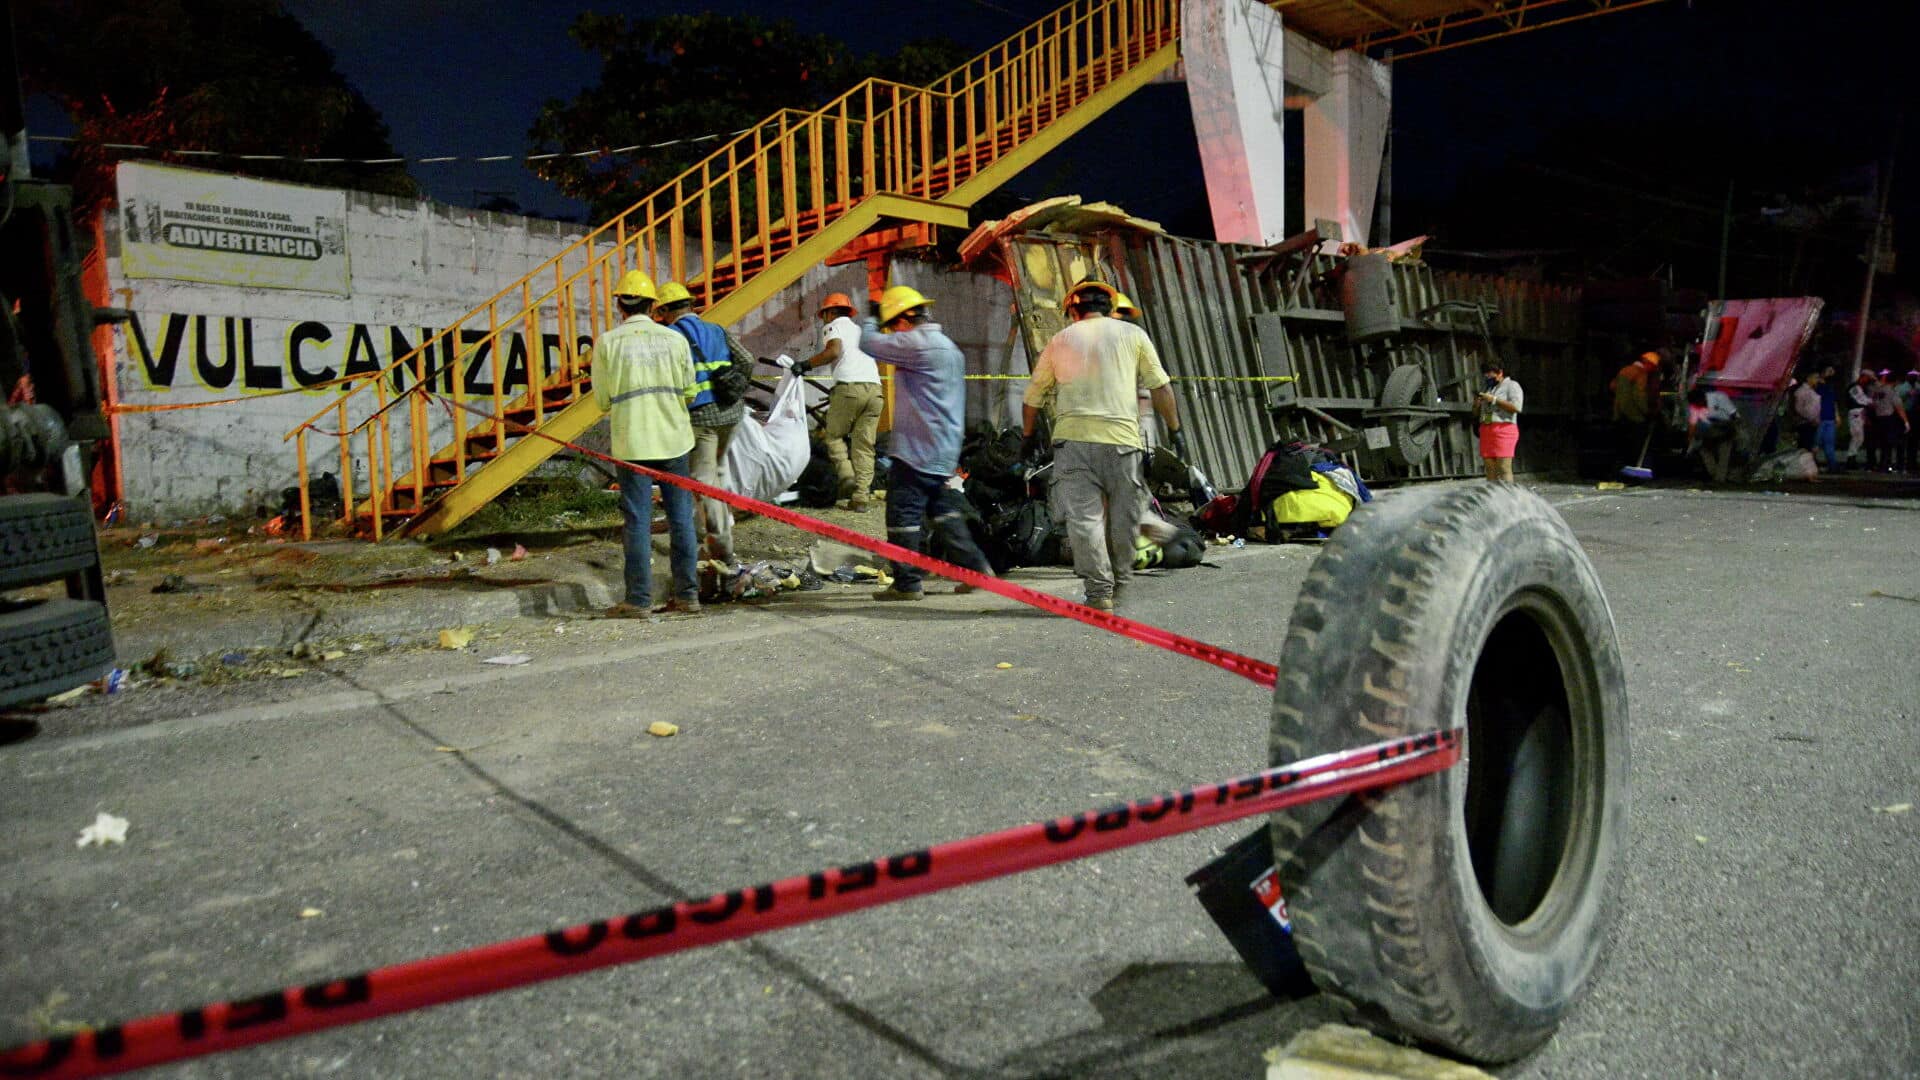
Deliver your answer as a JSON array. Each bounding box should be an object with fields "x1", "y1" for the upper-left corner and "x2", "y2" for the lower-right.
[{"x1": 289, "y1": 0, "x2": 1177, "y2": 538}]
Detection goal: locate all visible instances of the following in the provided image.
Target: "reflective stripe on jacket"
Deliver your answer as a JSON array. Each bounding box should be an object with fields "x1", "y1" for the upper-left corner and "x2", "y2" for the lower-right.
[{"x1": 591, "y1": 314, "x2": 697, "y2": 462}]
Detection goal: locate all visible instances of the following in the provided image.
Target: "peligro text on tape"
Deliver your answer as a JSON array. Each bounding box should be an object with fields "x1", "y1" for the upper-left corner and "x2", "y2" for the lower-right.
[
  {"x1": 438, "y1": 396, "x2": 1279, "y2": 689},
  {"x1": 0, "y1": 730, "x2": 1460, "y2": 1079}
]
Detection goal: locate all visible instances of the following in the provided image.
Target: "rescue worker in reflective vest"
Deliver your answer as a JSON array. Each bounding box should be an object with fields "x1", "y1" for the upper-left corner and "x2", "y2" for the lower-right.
[
  {"x1": 1022, "y1": 278, "x2": 1185, "y2": 612},
  {"x1": 592, "y1": 270, "x2": 701, "y2": 618},
  {"x1": 654, "y1": 281, "x2": 751, "y2": 564},
  {"x1": 856, "y1": 285, "x2": 996, "y2": 600},
  {"x1": 791, "y1": 292, "x2": 884, "y2": 511}
]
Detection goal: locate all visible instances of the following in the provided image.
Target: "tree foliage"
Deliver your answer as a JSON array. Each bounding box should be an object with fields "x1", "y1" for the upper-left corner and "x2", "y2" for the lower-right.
[
  {"x1": 529, "y1": 13, "x2": 972, "y2": 223},
  {"x1": 15, "y1": 0, "x2": 415, "y2": 212}
]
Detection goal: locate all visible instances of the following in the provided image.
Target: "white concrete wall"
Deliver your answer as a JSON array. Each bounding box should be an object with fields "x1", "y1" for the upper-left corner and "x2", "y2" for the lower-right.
[
  {"x1": 1303, "y1": 50, "x2": 1392, "y2": 247},
  {"x1": 103, "y1": 183, "x2": 591, "y2": 518},
  {"x1": 1182, "y1": 0, "x2": 1291, "y2": 245},
  {"x1": 1177, "y1": 0, "x2": 1391, "y2": 247}
]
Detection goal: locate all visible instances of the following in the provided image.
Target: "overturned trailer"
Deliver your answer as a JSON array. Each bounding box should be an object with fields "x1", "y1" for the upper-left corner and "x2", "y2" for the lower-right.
[{"x1": 961, "y1": 201, "x2": 1597, "y2": 491}]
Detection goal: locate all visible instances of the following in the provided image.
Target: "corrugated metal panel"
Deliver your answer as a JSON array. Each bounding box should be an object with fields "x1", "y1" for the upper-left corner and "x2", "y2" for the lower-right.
[{"x1": 1107, "y1": 235, "x2": 1591, "y2": 489}]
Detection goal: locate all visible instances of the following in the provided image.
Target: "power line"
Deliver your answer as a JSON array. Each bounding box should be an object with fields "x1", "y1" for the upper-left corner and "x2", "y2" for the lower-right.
[{"x1": 25, "y1": 127, "x2": 755, "y2": 167}]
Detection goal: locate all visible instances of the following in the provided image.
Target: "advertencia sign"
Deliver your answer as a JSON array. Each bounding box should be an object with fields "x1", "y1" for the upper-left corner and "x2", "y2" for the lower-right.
[{"x1": 117, "y1": 163, "x2": 350, "y2": 295}]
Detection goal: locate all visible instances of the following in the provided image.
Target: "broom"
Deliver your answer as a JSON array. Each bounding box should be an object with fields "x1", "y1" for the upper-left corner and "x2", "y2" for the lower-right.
[{"x1": 1620, "y1": 424, "x2": 1655, "y2": 481}]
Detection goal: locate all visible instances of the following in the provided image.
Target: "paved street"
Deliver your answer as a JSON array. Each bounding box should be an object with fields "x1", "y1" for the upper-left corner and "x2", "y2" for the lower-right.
[{"x1": 3, "y1": 483, "x2": 1916, "y2": 1078}]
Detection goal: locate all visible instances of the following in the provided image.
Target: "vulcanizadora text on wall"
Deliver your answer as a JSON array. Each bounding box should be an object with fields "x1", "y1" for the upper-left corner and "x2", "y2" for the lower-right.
[{"x1": 102, "y1": 163, "x2": 592, "y2": 517}]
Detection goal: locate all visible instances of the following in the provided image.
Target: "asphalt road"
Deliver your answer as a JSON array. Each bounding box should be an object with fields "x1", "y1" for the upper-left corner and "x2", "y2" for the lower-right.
[{"x1": 2, "y1": 483, "x2": 1916, "y2": 1079}]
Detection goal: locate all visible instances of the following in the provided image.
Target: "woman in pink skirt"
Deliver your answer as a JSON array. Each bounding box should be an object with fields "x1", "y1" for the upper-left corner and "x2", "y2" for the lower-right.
[{"x1": 1477, "y1": 359, "x2": 1524, "y2": 481}]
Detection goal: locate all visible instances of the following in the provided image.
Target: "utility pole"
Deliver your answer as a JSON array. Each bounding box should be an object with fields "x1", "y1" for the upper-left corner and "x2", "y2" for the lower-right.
[{"x1": 1847, "y1": 112, "x2": 1902, "y2": 384}]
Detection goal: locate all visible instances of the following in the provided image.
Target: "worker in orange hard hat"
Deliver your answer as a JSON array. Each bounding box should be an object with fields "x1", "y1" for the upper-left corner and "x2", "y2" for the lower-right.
[
  {"x1": 790, "y1": 291, "x2": 884, "y2": 511},
  {"x1": 851, "y1": 284, "x2": 996, "y2": 600},
  {"x1": 1610, "y1": 348, "x2": 1662, "y2": 472},
  {"x1": 593, "y1": 269, "x2": 702, "y2": 618},
  {"x1": 1024, "y1": 277, "x2": 1185, "y2": 612}
]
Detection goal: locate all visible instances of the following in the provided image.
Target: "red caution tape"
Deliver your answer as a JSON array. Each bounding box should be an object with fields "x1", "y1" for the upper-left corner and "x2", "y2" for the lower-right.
[
  {"x1": 440, "y1": 396, "x2": 1279, "y2": 689},
  {"x1": 0, "y1": 729, "x2": 1459, "y2": 1079}
]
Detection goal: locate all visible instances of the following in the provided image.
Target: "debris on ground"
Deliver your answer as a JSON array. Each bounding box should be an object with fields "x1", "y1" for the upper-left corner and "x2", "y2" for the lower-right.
[
  {"x1": 1265, "y1": 1023, "x2": 1494, "y2": 1079},
  {"x1": 1872, "y1": 803, "x2": 1912, "y2": 815},
  {"x1": 75, "y1": 812, "x2": 130, "y2": 848},
  {"x1": 150, "y1": 574, "x2": 204, "y2": 594},
  {"x1": 25, "y1": 990, "x2": 93, "y2": 1038},
  {"x1": 647, "y1": 721, "x2": 679, "y2": 737},
  {"x1": 485, "y1": 547, "x2": 502, "y2": 565},
  {"x1": 437, "y1": 628, "x2": 475, "y2": 650},
  {"x1": 481, "y1": 654, "x2": 532, "y2": 666},
  {"x1": 511, "y1": 544, "x2": 528, "y2": 562},
  {"x1": 299, "y1": 907, "x2": 324, "y2": 919},
  {"x1": 995, "y1": 662, "x2": 1014, "y2": 670}
]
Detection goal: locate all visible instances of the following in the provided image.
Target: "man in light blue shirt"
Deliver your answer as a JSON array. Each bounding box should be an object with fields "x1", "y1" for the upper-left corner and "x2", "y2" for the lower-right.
[{"x1": 857, "y1": 285, "x2": 993, "y2": 600}]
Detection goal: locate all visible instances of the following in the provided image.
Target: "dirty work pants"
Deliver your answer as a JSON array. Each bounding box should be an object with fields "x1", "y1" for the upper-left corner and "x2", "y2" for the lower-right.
[
  {"x1": 1868, "y1": 415, "x2": 1904, "y2": 472},
  {"x1": 824, "y1": 382, "x2": 884, "y2": 500},
  {"x1": 1847, "y1": 408, "x2": 1867, "y2": 462},
  {"x1": 1052, "y1": 440, "x2": 1146, "y2": 603},
  {"x1": 690, "y1": 423, "x2": 736, "y2": 561},
  {"x1": 619, "y1": 454, "x2": 699, "y2": 608},
  {"x1": 884, "y1": 462, "x2": 992, "y2": 593}
]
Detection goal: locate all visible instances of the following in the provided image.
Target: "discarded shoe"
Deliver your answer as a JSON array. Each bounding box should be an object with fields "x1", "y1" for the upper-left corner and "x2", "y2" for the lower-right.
[{"x1": 872, "y1": 588, "x2": 924, "y2": 602}]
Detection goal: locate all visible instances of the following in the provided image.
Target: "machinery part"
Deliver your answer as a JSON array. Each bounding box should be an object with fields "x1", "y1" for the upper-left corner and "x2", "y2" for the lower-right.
[
  {"x1": 0, "y1": 402, "x2": 67, "y2": 474},
  {"x1": 1375, "y1": 364, "x2": 1442, "y2": 467},
  {"x1": 0, "y1": 597, "x2": 115, "y2": 710},
  {"x1": 1341, "y1": 252, "x2": 1398, "y2": 344},
  {"x1": 0, "y1": 492, "x2": 98, "y2": 589},
  {"x1": 1268, "y1": 484, "x2": 1628, "y2": 1063}
]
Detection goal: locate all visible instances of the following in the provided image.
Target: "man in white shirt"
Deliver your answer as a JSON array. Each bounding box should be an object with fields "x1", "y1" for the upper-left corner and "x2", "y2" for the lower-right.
[{"x1": 791, "y1": 292, "x2": 884, "y2": 511}]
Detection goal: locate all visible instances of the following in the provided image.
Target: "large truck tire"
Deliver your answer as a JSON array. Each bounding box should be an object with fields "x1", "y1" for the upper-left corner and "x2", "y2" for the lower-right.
[
  {"x1": 0, "y1": 493, "x2": 99, "y2": 589},
  {"x1": 0, "y1": 598, "x2": 115, "y2": 710},
  {"x1": 1269, "y1": 483, "x2": 1628, "y2": 1064}
]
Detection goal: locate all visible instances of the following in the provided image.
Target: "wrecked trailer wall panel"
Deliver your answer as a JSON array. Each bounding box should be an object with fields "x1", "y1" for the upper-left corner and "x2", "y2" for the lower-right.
[{"x1": 1104, "y1": 233, "x2": 1587, "y2": 488}]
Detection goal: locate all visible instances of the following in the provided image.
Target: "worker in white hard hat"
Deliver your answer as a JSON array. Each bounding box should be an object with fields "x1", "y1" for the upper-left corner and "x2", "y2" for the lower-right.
[
  {"x1": 1022, "y1": 277, "x2": 1185, "y2": 612},
  {"x1": 592, "y1": 269, "x2": 702, "y2": 618},
  {"x1": 855, "y1": 284, "x2": 995, "y2": 601}
]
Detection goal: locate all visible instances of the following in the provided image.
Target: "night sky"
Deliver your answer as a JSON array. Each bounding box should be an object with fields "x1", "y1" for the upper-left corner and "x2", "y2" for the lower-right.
[{"x1": 212, "y1": 2, "x2": 1919, "y2": 290}]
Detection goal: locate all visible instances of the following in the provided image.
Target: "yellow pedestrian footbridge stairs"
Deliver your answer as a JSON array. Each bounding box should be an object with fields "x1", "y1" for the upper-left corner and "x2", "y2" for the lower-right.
[{"x1": 286, "y1": 0, "x2": 1181, "y2": 540}]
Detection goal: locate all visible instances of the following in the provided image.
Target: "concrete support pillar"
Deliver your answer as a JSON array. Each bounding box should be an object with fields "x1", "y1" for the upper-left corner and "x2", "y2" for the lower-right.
[
  {"x1": 1181, "y1": 0, "x2": 1289, "y2": 245},
  {"x1": 1302, "y1": 51, "x2": 1392, "y2": 247}
]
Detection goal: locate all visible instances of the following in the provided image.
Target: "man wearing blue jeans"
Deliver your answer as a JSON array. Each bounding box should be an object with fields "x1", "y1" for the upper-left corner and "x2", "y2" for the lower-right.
[
  {"x1": 592, "y1": 270, "x2": 702, "y2": 617},
  {"x1": 857, "y1": 284, "x2": 994, "y2": 599}
]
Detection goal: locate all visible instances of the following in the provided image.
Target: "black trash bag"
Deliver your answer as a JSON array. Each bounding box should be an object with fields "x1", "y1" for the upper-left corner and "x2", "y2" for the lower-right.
[{"x1": 795, "y1": 441, "x2": 841, "y2": 507}]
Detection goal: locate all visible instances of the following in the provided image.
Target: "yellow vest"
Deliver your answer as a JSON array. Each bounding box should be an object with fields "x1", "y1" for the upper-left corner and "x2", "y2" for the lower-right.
[{"x1": 591, "y1": 315, "x2": 697, "y2": 461}]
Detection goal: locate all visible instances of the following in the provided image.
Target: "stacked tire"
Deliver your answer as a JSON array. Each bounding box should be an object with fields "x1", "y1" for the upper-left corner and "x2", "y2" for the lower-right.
[{"x1": 1, "y1": 494, "x2": 114, "y2": 709}]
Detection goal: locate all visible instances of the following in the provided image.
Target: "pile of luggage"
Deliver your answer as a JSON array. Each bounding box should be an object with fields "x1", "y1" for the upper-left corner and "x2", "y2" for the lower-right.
[
  {"x1": 1195, "y1": 439, "x2": 1373, "y2": 543},
  {"x1": 934, "y1": 426, "x2": 1208, "y2": 574}
]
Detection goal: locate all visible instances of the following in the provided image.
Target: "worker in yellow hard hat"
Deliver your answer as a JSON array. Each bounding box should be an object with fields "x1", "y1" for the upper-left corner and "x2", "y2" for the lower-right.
[
  {"x1": 1023, "y1": 277, "x2": 1185, "y2": 612},
  {"x1": 791, "y1": 291, "x2": 883, "y2": 511},
  {"x1": 653, "y1": 281, "x2": 753, "y2": 563},
  {"x1": 851, "y1": 283, "x2": 995, "y2": 600},
  {"x1": 593, "y1": 268, "x2": 702, "y2": 617},
  {"x1": 1112, "y1": 293, "x2": 1141, "y2": 323}
]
